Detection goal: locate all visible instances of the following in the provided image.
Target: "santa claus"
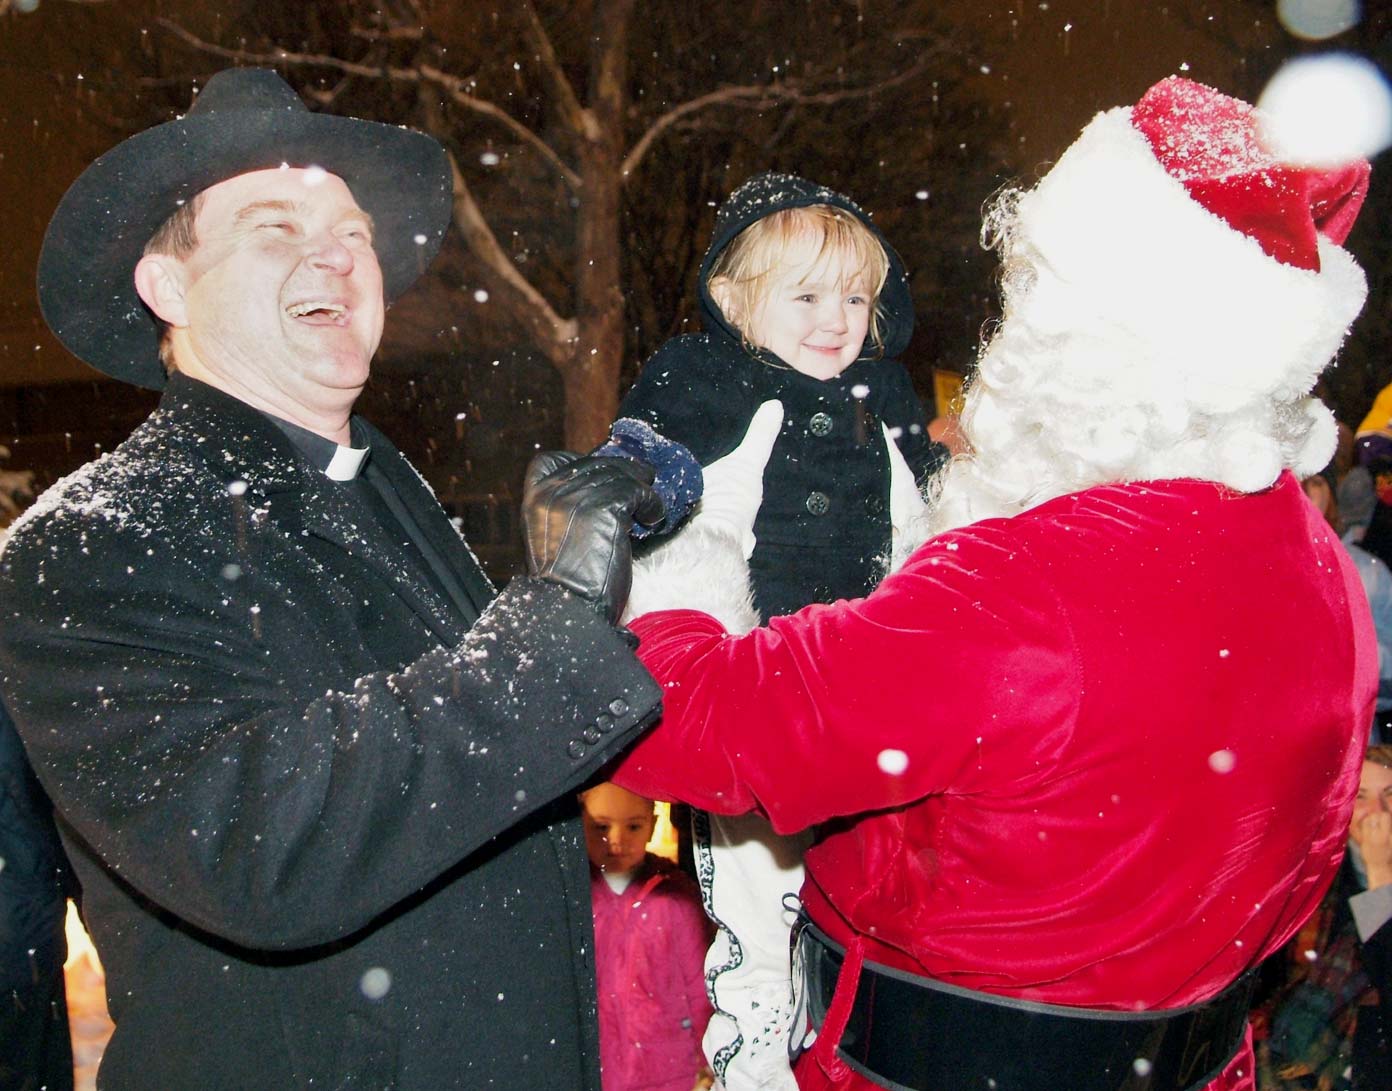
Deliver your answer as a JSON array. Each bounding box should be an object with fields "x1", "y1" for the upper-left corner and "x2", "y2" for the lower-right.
[{"x1": 604, "y1": 77, "x2": 1378, "y2": 1091}]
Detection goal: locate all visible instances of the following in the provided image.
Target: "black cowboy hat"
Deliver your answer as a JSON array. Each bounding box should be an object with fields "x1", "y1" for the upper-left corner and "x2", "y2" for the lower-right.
[{"x1": 37, "y1": 67, "x2": 453, "y2": 389}]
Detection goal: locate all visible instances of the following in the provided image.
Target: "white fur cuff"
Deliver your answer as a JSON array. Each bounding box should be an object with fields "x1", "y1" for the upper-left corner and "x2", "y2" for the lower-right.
[{"x1": 623, "y1": 520, "x2": 761, "y2": 634}]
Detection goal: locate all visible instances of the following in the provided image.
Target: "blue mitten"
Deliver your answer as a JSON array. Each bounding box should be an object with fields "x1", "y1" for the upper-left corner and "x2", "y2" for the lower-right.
[{"x1": 592, "y1": 418, "x2": 703, "y2": 539}]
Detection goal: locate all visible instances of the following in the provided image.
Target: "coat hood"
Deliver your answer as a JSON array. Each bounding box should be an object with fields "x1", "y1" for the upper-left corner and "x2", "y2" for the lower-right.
[{"x1": 697, "y1": 171, "x2": 914, "y2": 361}]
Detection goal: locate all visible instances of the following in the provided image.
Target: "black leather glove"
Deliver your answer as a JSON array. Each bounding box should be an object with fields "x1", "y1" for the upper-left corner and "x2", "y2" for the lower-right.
[{"x1": 522, "y1": 452, "x2": 664, "y2": 624}]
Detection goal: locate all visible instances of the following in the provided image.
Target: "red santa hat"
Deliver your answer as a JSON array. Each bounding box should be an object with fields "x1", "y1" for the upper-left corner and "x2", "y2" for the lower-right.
[{"x1": 1007, "y1": 76, "x2": 1369, "y2": 418}]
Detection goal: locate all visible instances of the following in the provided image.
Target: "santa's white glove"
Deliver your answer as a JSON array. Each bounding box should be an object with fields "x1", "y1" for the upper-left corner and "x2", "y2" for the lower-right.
[
  {"x1": 884, "y1": 422, "x2": 927, "y2": 534},
  {"x1": 695, "y1": 400, "x2": 784, "y2": 559}
]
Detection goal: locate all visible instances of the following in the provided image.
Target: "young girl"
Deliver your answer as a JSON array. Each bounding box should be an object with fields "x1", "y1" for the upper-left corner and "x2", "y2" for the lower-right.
[
  {"x1": 582, "y1": 782, "x2": 714, "y2": 1091},
  {"x1": 622, "y1": 171, "x2": 941, "y2": 617},
  {"x1": 617, "y1": 172, "x2": 944, "y2": 1090}
]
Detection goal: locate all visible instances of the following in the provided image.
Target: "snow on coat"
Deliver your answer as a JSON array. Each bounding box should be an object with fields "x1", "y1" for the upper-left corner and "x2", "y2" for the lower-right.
[{"x1": 0, "y1": 374, "x2": 663, "y2": 1090}]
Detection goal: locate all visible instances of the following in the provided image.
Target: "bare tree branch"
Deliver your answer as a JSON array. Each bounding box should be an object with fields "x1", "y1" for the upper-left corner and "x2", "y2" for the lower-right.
[
  {"x1": 623, "y1": 84, "x2": 784, "y2": 177},
  {"x1": 443, "y1": 150, "x2": 577, "y2": 366},
  {"x1": 1, "y1": 0, "x2": 110, "y2": 11},
  {"x1": 154, "y1": 17, "x2": 581, "y2": 190},
  {"x1": 349, "y1": 24, "x2": 425, "y2": 44},
  {"x1": 297, "y1": 72, "x2": 355, "y2": 108},
  {"x1": 518, "y1": 0, "x2": 587, "y2": 140},
  {"x1": 621, "y1": 41, "x2": 951, "y2": 178},
  {"x1": 417, "y1": 63, "x2": 581, "y2": 189}
]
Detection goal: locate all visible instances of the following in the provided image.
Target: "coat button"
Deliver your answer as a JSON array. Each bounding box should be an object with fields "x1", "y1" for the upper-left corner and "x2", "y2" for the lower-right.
[
  {"x1": 595, "y1": 713, "x2": 615, "y2": 734},
  {"x1": 866, "y1": 495, "x2": 884, "y2": 515},
  {"x1": 582, "y1": 726, "x2": 602, "y2": 744},
  {"x1": 608, "y1": 698, "x2": 628, "y2": 716},
  {"x1": 806, "y1": 491, "x2": 830, "y2": 516},
  {"x1": 566, "y1": 739, "x2": 587, "y2": 759},
  {"x1": 809, "y1": 412, "x2": 833, "y2": 437}
]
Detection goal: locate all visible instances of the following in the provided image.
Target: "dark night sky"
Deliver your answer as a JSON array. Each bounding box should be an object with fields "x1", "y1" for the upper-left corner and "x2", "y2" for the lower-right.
[{"x1": 0, "y1": 0, "x2": 1384, "y2": 389}]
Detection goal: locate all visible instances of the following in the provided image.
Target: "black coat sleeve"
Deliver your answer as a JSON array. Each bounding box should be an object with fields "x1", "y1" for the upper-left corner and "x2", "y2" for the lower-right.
[
  {"x1": 0, "y1": 510, "x2": 660, "y2": 952},
  {"x1": 619, "y1": 338, "x2": 757, "y2": 465}
]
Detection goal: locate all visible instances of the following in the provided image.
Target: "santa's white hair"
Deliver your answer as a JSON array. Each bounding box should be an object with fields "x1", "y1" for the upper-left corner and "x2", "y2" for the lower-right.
[{"x1": 926, "y1": 104, "x2": 1367, "y2": 536}]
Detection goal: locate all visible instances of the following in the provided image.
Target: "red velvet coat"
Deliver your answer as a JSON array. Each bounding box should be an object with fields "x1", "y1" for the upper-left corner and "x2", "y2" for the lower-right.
[{"x1": 616, "y1": 473, "x2": 1376, "y2": 1091}]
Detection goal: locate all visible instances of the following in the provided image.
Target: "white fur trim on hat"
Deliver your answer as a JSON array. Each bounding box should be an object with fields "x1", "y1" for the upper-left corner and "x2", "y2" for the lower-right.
[{"x1": 1013, "y1": 107, "x2": 1367, "y2": 416}]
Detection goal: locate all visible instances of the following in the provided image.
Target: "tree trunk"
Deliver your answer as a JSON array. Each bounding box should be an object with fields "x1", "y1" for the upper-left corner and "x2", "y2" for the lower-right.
[
  {"x1": 561, "y1": 0, "x2": 636, "y2": 452},
  {"x1": 566, "y1": 150, "x2": 625, "y2": 450}
]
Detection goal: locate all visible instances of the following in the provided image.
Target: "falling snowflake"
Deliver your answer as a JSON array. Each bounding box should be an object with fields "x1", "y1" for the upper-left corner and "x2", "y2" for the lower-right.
[{"x1": 360, "y1": 967, "x2": 391, "y2": 1000}]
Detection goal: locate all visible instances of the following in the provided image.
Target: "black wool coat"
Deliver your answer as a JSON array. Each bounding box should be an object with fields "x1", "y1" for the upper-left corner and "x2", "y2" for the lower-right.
[
  {"x1": 622, "y1": 338, "x2": 939, "y2": 618},
  {"x1": 0, "y1": 375, "x2": 661, "y2": 1090}
]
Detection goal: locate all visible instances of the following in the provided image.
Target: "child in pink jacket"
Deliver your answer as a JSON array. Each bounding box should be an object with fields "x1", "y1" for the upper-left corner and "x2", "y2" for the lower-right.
[{"x1": 583, "y1": 782, "x2": 715, "y2": 1091}]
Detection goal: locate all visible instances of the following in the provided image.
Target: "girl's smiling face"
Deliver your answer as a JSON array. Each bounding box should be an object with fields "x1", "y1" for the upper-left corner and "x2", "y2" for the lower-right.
[{"x1": 740, "y1": 239, "x2": 873, "y2": 380}]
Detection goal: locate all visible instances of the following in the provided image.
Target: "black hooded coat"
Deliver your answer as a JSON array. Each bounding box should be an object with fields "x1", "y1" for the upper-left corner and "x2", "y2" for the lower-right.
[{"x1": 619, "y1": 172, "x2": 944, "y2": 618}]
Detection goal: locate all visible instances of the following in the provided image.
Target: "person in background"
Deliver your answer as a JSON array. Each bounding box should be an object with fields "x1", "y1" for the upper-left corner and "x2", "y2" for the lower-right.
[
  {"x1": 619, "y1": 172, "x2": 944, "y2": 1091},
  {"x1": 1305, "y1": 473, "x2": 1392, "y2": 741},
  {"x1": 0, "y1": 67, "x2": 662, "y2": 1090},
  {"x1": 1348, "y1": 404, "x2": 1392, "y2": 575},
  {"x1": 582, "y1": 782, "x2": 714, "y2": 1091},
  {"x1": 1253, "y1": 745, "x2": 1392, "y2": 1089},
  {"x1": 0, "y1": 700, "x2": 76, "y2": 1091},
  {"x1": 1354, "y1": 384, "x2": 1392, "y2": 456},
  {"x1": 608, "y1": 76, "x2": 1374, "y2": 1091},
  {"x1": 1339, "y1": 464, "x2": 1378, "y2": 546}
]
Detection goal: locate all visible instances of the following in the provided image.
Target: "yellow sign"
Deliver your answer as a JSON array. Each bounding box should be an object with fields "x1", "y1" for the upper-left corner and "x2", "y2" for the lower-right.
[{"x1": 932, "y1": 369, "x2": 965, "y2": 418}]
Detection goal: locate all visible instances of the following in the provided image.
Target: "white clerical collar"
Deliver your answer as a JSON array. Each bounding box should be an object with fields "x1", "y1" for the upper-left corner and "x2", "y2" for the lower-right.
[
  {"x1": 324, "y1": 444, "x2": 370, "y2": 481},
  {"x1": 263, "y1": 413, "x2": 370, "y2": 481}
]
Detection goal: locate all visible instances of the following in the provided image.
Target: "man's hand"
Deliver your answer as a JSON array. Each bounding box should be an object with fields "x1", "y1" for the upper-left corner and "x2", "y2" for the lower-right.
[{"x1": 523, "y1": 452, "x2": 663, "y2": 624}]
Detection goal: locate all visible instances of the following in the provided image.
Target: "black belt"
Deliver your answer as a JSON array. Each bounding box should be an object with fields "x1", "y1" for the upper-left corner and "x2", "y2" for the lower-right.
[{"x1": 800, "y1": 919, "x2": 1254, "y2": 1091}]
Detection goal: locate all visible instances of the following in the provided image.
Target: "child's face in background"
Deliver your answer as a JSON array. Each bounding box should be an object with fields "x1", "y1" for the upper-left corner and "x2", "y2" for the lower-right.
[
  {"x1": 581, "y1": 783, "x2": 658, "y2": 874},
  {"x1": 745, "y1": 240, "x2": 872, "y2": 380}
]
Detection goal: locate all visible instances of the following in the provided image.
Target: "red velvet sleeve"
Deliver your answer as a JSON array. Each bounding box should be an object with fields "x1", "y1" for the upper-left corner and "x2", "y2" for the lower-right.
[{"x1": 615, "y1": 525, "x2": 1080, "y2": 834}]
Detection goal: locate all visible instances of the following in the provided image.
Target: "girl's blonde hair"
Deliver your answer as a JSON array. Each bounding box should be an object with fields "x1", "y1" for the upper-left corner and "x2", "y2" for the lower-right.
[{"x1": 707, "y1": 205, "x2": 891, "y2": 355}]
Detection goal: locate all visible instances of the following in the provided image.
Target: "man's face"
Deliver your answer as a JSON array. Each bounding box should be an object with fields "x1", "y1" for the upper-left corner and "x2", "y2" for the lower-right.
[
  {"x1": 581, "y1": 783, "x2": 657, "y2": 875},
  {"x1": 1350, "y1": 760, "x2": 1392, "y2": 845},
  {"x1": 744, "y1": 239, "x2": 873, "y2": 381},
  {"x1": 172, "y1": 167, "x2": 384, "y2": 422}
]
